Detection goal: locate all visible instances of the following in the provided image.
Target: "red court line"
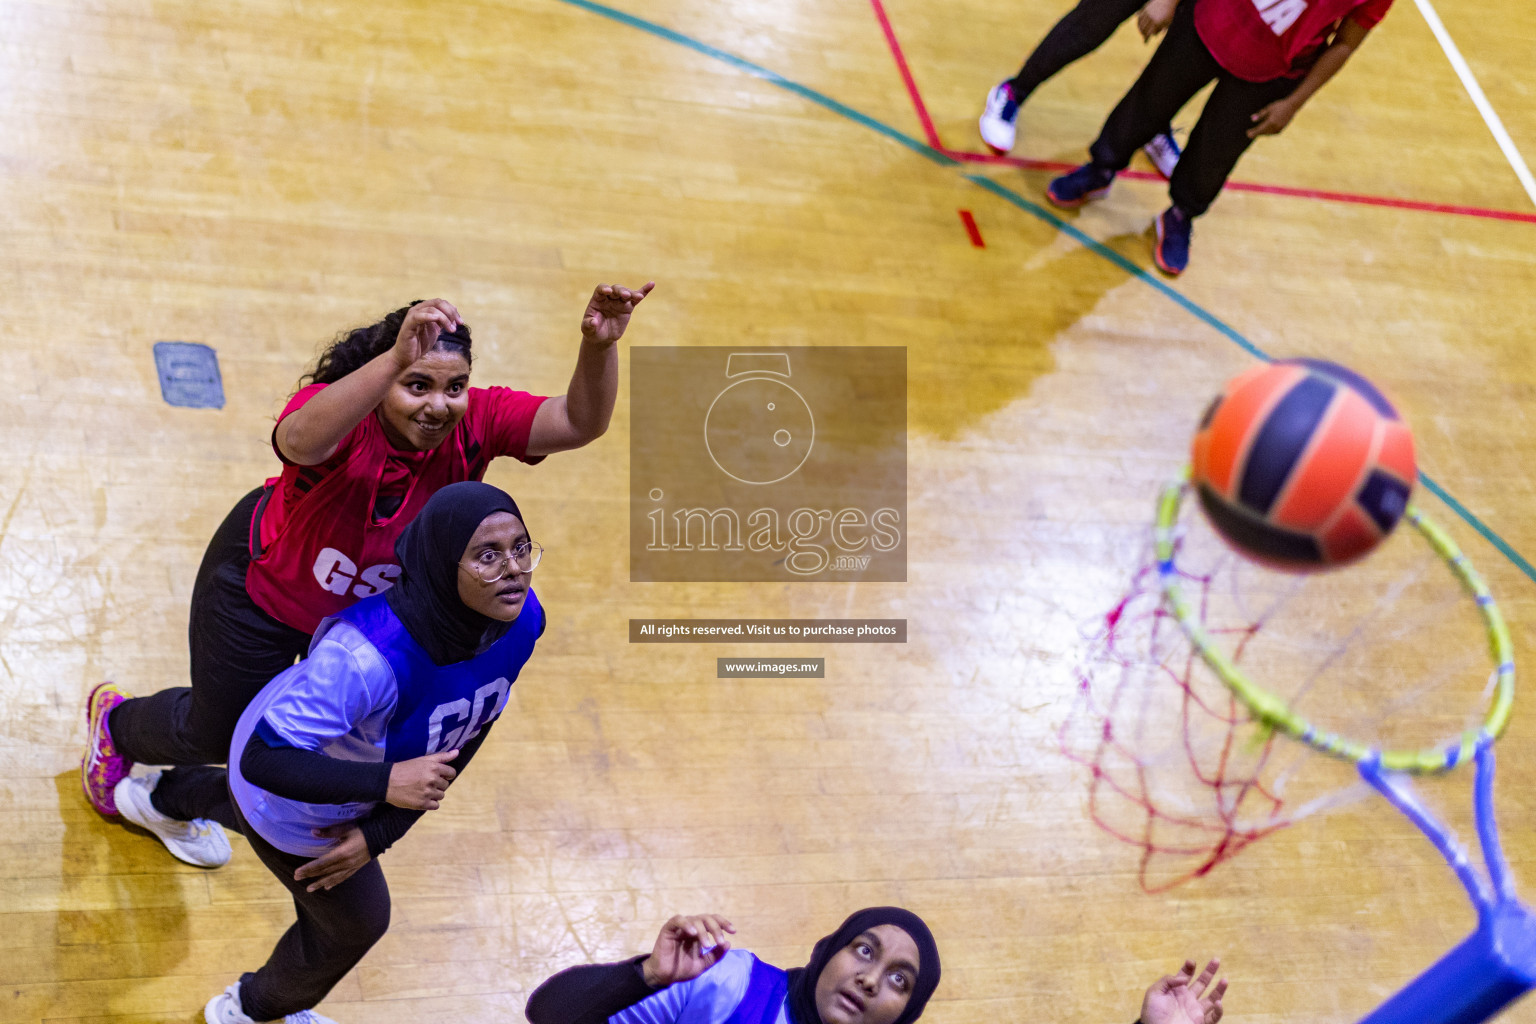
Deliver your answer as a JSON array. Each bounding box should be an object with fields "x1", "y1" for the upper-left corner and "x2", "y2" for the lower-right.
[
  {"x1": 959, "y1": 209, "x2": 986, "y2": 246},
  {"x1": 870, "y1": 0, "x2": 1536, "y2": 227},
  {"x1": 950, "y1": 150, "x2": 1536, "y2": 223},
  {"x1": 868, "y1": 0, "x2": 942, "y2": 149}
]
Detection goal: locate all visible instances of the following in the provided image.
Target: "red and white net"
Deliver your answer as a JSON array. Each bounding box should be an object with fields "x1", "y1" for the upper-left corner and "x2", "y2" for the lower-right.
[{"x1": 1059, "y1": 498, "x2": 1495, "y2": 892}]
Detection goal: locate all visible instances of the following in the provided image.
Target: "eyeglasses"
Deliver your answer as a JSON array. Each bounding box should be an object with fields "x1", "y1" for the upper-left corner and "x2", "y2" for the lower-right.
[{"x1": 461, "y1": 541, "x2": 543, "y2": 582}]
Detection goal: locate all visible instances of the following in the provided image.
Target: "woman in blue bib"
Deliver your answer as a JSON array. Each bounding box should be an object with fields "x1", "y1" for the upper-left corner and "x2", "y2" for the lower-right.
[
  {"x1": 526, "y1": 909, "x2": 1229, "y2": 1024},
  {"x1": 200, "y1": 481, "x2": 547, "y2": 1024},
  {"x1": 526, "y1": 907, "x2": 942, "y2": 1024}
]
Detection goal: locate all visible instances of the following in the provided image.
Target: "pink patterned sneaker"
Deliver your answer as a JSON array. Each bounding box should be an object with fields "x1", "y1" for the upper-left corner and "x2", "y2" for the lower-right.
[{"x1": 82, "y1": 682, "x2": 134, "y2": 816}]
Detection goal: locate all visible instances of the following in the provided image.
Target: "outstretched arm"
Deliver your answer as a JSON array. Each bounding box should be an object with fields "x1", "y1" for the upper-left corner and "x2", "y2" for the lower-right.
[
  {"x1": 1140, "y1": 958, "x2": 1228, "y2": 1024},
  {"x1": 526, "y1": 282, "x2": 654, "y2": 457},
  {"x1": 1248, "y1": 17, "x2": 1372, "y2": 137},
  {"x1": 525, "y1": 914, "x2": 736, "y2": 1024},
  {"x1": 525, "y1": 958, "x2": 657, "y2": 1024}
]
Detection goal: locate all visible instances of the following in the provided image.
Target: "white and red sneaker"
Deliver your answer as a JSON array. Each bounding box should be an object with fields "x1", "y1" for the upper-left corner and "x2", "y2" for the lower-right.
[
  {"x1": 82, "y1": 682, "x2": 134, "y2": 816},
  {"x1": 978, "y1": 80, "x2": 1021, "y2": 154}
]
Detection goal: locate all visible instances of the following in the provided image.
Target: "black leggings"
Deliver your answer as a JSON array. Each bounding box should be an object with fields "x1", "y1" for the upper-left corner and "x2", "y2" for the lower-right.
[
  {"x1": 1086, "y1": 0, "x2": 1301, "y2": 215},
  {"x1": 229, "y1": 796, "x2": 390, "y2": 1020},
  {"x1": 107, "y1": 487, "x2": 310, "y2": 827},
  {"x1": 1008, "y1": 0, "x2": 1149, "y2": 102}
]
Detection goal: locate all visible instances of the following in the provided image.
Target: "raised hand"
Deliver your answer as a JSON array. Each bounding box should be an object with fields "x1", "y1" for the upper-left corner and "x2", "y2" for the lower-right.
[
  {"x1": 640, "y1": 913, "x2": 737, "y2": 988},
  {"x1": 294, "y1": 824, "x2": 371, "y2": 892},
  {"x1": 393, "y1": 298, "x2": 463, "y2": 368},
  {"x1": 580, "y1": 282, "x2": 655, "y2": 347},
  {"x1": 385, "y1": 749, "x2": 459, "y2": 809},
  {"x1": 1140, "y1": 958, "x2": 1227, "y2": 1024}
]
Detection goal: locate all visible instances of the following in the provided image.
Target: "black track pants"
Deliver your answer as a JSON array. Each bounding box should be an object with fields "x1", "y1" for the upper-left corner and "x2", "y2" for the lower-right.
[
  {"x1": 229, "y1": 797, "x2": 390, "y2": 1020},
  {"x1": 108, "y1": 487, "x2": 310, "y2": 827},
  {"x1": 1008, "y1": 0, "x2": 1148, "y2": 102},
  {"x1": 1085, "y1": 0, "x2": 1300, "y2": 216}
]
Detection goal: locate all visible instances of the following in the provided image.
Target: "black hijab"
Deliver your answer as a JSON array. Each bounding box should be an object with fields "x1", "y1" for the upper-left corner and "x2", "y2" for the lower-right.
[
  {"x1": 386, "y1": 481, "x2": 524, "y2": 665},
  {"x1": 784, "y1": 907, "x2": 941, "y2": 1024}
]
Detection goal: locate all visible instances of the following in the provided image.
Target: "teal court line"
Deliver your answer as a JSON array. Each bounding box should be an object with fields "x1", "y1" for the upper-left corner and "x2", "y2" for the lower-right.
[{"x1": 554, "y1": 0, "x2": 1536, "y2": 589}]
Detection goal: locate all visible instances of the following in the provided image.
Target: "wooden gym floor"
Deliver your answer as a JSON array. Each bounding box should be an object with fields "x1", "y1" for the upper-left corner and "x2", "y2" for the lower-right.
[{"x1": 2, "y1": 0, "x2": 1534, "y2": 1021}]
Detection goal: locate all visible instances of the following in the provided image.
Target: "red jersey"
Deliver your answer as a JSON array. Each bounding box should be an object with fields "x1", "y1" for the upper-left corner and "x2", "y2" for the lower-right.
[
  {"x1": 245, "y1": 383, "x2": 548, "y2": 633},
  {"x1": 1195, "y1": 0, "x2": 1392, "y2": 81}
]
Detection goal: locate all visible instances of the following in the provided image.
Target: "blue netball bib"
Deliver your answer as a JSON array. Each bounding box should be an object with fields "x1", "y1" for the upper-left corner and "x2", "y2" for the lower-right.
[
  {"x1": 723, "y1": 959, "x2": 789, "y2": 1024},
  {"x1": 334, "y1": 590, "x2": 544, "y2": 762}
]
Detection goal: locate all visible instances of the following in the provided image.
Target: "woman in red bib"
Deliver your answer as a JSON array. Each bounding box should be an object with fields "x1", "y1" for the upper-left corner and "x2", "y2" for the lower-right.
[
  {"x1": 83, "y1": 284, "x2": 651, "y2": 865},
  {"x1": 1044, "y1": 0, "x2": 1392, "y2": 275}
]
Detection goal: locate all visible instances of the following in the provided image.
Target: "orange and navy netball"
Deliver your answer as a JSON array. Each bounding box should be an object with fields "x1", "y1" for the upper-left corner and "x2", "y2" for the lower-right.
[{"x1": 1190, "y1": 358, "x2": 1416, "y2": 570}]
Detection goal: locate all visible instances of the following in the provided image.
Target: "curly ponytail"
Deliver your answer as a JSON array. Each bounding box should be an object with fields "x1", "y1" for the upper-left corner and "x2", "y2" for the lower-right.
[{"x1": 304, "y1": 301, "x2": 474, "y2": 386}]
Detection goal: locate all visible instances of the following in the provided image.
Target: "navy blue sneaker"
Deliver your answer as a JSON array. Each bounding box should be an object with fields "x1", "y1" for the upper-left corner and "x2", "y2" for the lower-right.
[
  {"x1": 1153, "y1": 206, "x2": 1192, "y2": 276},
  {"x1": 1046, "y1": 164, "x2": 1116, "y2": 209}
]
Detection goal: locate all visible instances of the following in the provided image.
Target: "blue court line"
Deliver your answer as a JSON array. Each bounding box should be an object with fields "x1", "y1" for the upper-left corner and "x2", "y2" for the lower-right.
[
  {"x1": 960, "y1": 174, "x2": 1269, "y2": 361},
  {"x1": 554, "y1": 0, "x2": 1536, "y2": 589},
  {"x1": 1418, "y1": 476, "x2": 1536, "y2": 585}
]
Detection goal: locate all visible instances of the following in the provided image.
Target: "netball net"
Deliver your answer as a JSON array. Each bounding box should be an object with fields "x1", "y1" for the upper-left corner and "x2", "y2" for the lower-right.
[
  {"x1": 1060, "y1": 477, "x2": 1511, "y2": 886},
  {"x1": 1060, "y1": 477, "x2": 1533, "y2": 1024}
]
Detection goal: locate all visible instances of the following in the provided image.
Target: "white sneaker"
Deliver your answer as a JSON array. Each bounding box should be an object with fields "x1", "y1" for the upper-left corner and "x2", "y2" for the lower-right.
[
  {"x1": 205, "y1": 982, "x2": 340, "y2": 1024},
  {"x1": 206, "y1": 985, "x2": 257, "y2": 1024},
  {"x1": 978, "y1": 80, "x2": 1020, "y2": 154},
  {"x1": 1143, "y1": 130, "x2": 1182, "y2": 178},
  {"x1": 115, "y1": 772, "x2": 232, "y2": 868}
]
